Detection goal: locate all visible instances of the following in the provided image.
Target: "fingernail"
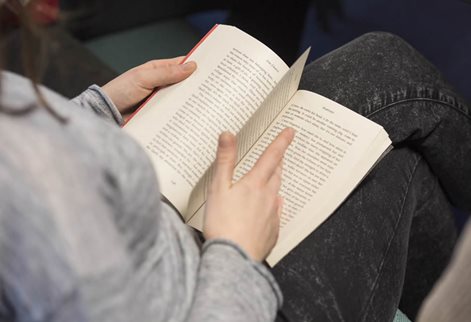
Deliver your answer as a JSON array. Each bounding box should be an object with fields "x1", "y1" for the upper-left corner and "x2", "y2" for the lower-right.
[
  {"x1": 181, "y1": 61, "x2": 196, "y2": 71},
  {"x1": 286, "y1": 128, "x2": 295, "y2": 139},
  {"x1": 219, "y1": 132, "x2": 234, "y2": 148}
]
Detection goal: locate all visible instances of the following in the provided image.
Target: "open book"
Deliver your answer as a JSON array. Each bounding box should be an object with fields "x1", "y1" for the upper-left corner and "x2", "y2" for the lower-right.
[{"x1": 124, "y1": 24, "x2": 392, "y2": 266}]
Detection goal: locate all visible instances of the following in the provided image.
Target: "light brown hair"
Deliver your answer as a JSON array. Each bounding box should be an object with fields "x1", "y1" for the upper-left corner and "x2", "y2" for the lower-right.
[{"x1": 0, "y1": 0, "x2": 65, "y2": 121}]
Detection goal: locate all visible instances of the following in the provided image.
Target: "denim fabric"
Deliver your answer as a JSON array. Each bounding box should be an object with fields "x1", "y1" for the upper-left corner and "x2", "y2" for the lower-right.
[{"x1": 273, "y1": 32, "x2": 470, "y2": 322}]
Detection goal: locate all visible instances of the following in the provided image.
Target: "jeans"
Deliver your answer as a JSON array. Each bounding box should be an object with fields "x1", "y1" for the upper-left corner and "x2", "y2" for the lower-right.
[{"x1": 273, "y1": 32, "x2": 471, "y2": 322}]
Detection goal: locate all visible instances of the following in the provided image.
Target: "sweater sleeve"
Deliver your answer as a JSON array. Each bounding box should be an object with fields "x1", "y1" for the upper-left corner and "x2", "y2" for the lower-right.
[
  {"x1": 189, "y1": 239, "x2": 283, "y2": 322},
  {"x1": 71, "y1": 85, "x2": 123, "y2": 126}
]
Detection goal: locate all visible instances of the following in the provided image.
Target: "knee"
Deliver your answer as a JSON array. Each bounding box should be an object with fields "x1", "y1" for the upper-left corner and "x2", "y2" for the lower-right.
[
  {"x1": 305, "y1": 31, "x2": 421, "y2": 74},
  {"x1": 351, "y1": 31, "x2": 414, "y2": 57},
  {"x1": 349, "y1": 31, "x2": 441, "y2": 83},
  {"x1": 357, "y1": 31, "x2": 408, "y2": 46},
  {"x1": 301, "y1": 30, "x2": 442, "y2": 100}
]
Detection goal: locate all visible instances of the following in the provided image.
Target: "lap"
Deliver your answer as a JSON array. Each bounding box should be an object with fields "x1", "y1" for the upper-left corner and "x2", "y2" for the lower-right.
[{"x1": 273, "y1": 32, "x2": 466, "y2": 321}]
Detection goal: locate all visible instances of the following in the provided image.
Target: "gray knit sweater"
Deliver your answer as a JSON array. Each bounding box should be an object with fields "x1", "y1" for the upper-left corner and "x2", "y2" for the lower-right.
[{"x1": 0, "y1": 71, "x2": 282, "y2": 322}]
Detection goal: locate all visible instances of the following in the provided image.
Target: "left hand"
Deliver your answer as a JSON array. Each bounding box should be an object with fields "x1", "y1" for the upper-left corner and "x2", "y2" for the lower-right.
[{"x1": 102, "y1": 56, "x2": 197, "y2": 115}]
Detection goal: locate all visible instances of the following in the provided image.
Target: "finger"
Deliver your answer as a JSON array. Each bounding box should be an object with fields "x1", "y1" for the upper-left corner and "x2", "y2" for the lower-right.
[
  {"x1": 249, "y1": 128, "x2": 294, "y2": 183},
  {"x1": 136, "y1": 61, "x2": 197, "y2": 90},
  {"x1": 270, "y1": 196, "x2": 283, "y2": 242},
  {"x1": 141, "y1": 56, "x2": 187, "y2": 69},
  {"x1": 267, "y1": 160, "x2": 283, "y2": 193},
  {"x1": 213, "y1": 132, "x2": 237, "y2": 189},
  {"x1": 276, "y1": 196, "x2": 284, "y2": 219}
]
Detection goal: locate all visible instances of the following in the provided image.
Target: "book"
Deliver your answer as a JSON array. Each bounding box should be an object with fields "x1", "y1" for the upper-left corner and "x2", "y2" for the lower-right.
[{"x1": 124, "y1": 24, "x2": 392, "y2": 266}]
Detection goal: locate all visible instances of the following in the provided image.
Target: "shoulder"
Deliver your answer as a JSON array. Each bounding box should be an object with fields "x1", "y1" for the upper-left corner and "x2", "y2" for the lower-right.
[
  {"x1": 0, "y1": 71, "x2": 163, "y2": 273},
  {"x1": 0, "y1": 72, "x2": 167, "y2": 319},
  {"x1": 0, "y1": 71, "x2": 153, "y2": 181}
]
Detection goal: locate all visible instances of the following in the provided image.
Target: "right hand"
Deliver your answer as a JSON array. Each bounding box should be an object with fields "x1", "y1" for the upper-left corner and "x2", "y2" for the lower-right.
[{"x1": 203, "y1": 128, "x2": 295, "y2": 262}]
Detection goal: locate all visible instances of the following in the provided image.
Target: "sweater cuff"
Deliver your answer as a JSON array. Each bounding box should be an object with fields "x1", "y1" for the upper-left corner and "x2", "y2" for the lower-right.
[
  {"x1": 203, "y1": 239, "x2": 283, "y2": 309},
  {"x1": 72, "y1": 85, "x2": 123, "y2": 126}
]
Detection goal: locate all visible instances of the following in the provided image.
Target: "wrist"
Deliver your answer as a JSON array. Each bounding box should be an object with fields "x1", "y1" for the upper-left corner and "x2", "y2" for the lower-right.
[{"x1": 204, "y1": 235, "x2": 264, "y2": 262}]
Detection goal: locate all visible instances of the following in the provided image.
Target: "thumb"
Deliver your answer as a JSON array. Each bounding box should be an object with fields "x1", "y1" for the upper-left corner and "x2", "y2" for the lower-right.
[
  {"x1": 276, "y1": 196, "x2": 284, "y2": 218},
  {"x1": 213, "y1": 132, "x2": 237, "y2": 189},
  {"x1": 137, "y1": 61, "x2": 197, "y2": 89}
]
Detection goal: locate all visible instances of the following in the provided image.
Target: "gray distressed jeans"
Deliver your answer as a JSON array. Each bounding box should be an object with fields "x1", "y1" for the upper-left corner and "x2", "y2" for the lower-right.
[{"x1": 273, "y1": 32, "x2": 471, "y2": 322}]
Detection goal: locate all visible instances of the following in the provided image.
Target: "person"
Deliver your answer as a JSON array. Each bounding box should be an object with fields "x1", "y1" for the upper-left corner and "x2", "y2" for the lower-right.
[{"x1": 1, "y1": 1, "x2": 471, "y2": 322}]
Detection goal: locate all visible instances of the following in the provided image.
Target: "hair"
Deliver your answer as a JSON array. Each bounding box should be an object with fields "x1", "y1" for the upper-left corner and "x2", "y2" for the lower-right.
[{"x1": 0, "y1": 0, "x2": 66, "y2": 121}]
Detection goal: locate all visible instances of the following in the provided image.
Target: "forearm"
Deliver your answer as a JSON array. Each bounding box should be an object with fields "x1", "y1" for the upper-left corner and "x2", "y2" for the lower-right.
[{"x1": 188, "y1": 239, "x2": 282, "y2": 322}]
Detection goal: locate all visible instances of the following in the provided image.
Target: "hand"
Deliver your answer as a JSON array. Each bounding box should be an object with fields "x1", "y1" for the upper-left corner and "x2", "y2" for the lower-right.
[
  {"x1": 102, "y1": 56, "x2": 197, "y2": 115},
  {"x1": 204, "y1": 128, "x2": 295, "y2": 262}
]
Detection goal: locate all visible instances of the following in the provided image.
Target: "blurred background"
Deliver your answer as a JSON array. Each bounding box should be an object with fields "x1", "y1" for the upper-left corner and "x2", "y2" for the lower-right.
[{"x1": 2, "y1": 0, "x2": 470, "y2": 102}]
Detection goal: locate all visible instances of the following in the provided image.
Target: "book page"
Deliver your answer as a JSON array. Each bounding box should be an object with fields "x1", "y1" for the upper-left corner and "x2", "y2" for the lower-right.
[
  {"x1": 124, "y1": 25, "x2": 288, "y2": 214},
  {"x1": 232, "y1": 90, "x2": 391, "y2": 265},
  {"x1": 185, "y1": 49, "x2": 310, "y2": 220}
]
